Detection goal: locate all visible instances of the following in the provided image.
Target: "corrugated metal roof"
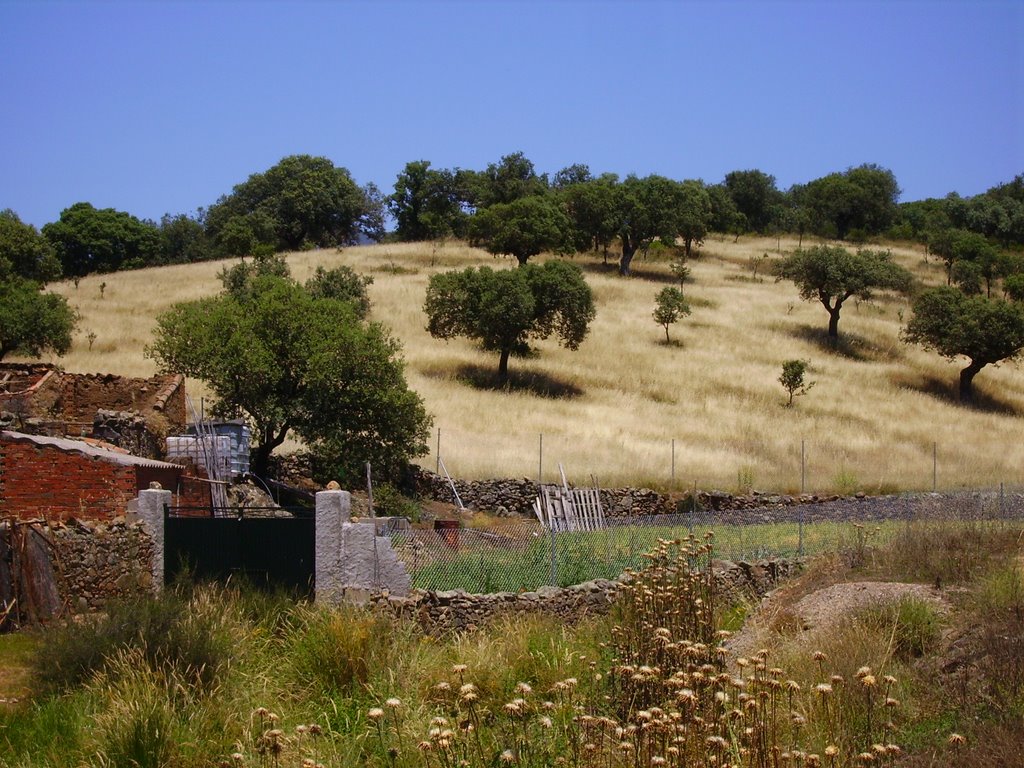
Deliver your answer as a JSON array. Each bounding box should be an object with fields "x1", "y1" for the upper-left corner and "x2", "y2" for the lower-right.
[{"x1": 0, "y1": 430, "x2": 183, "y2": 470}]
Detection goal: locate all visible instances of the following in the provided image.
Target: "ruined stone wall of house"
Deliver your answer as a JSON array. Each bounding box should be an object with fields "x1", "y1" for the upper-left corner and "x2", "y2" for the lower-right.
[
  {"x1": 47, "y1": 519, "x2": 155, "y2": 611},
  {"x1": 0, "y1": 365, "x2": 186, "y2": 458}
]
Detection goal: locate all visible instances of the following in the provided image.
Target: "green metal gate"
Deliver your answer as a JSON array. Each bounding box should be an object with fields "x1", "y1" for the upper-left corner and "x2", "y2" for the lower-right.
[{"x1": 164, "y1": 507, "x2": 315, "y2": 596}]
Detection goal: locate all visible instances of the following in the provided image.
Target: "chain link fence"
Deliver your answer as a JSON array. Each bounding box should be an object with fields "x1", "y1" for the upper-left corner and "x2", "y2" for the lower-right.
[{"x1": 383, "y1": 488, "x2": 1024, "y2": 593}]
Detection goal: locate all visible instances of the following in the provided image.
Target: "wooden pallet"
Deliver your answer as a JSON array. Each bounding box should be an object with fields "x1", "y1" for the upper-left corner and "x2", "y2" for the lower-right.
[{"x1": 533, "y1": 483, "x2": 606, "y2": 532}]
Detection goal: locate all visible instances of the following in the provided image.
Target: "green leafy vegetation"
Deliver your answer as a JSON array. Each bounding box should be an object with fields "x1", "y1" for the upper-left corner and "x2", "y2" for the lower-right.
[
  {"x1": 424, "y1": 260, "x2": 596, "y2": 383},
  {"x1": 147, "y1": 255, "x2": 430, "y2": 482},
  {"x1": 2, "y1": 523, "x2": 1023, "y2": 766}
]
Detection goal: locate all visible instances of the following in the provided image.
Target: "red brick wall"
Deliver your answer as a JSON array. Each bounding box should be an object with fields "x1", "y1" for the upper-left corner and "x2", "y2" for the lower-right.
[{"x1": 0, "y1": 441, "x2": 139, "y2": 521}]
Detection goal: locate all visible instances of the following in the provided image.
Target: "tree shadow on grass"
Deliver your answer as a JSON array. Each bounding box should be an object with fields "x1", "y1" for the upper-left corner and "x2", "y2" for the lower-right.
[
  {"x1": 890, "y1": 371, "x2": 1021, "y2": 416},
  {"x1": 452, "y1": 363, "x2": 584, "y2": 399},
  {"x1": 655, "y1": 338, "x2": 685, "y2": 349},
  {"x1": 789, "y1": 324, "x2": 903, "y2": 363},
  {"x1": 575, "y1": 259, "x2": 683, "y2": 285}
]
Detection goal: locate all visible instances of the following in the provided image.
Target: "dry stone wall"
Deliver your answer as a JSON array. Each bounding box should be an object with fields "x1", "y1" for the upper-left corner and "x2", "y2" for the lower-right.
[
  {"x1": 47, "y1": 518, "x2": 154, "y2": 611},
  {"x1": 368, "y1": 557, "x2": 800, "y2": 635},
  {"x1": 411, "y1": 469, "x2": 1024, "y2": 525}
]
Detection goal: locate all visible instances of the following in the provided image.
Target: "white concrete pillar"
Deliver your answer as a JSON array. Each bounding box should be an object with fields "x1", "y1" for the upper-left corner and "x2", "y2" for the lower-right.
[
  {"x1": 315, "y1": 488, "x2": 350, "y2": 603},
  {"x1": 138, "y1": 486, "x2": 172, "y2": 593}
]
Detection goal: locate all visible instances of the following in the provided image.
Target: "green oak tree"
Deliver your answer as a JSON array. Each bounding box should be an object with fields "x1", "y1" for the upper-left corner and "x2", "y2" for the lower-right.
[
  {"x1": 470, "y1": 151, "x2": 548, "y2": 208},
  {"x1": 203, "y1": 155, "x2": 382, "y2": 256},
  {"x1": 559, "y1": 173, "x2": 621, "y2": 260},
  {"x1": 388, "y1": 160, "x2": 466, "y2": 241},
  {"x1": 156, "y1": 213, "x2": 211, "y2": 265},
  {"x1": 1004, "y1": 273, "x2": 1024, "y2": 303},
  {"x1": 677, "y1": 180, "x2": 713, "y2": 258},
  {"x1": 928, "y1": 228, "x2": 1001, "y2": 294},
  {"x1": 902, "y1": 286, "x2": 1024, "y2": 403},
  {"x1": 424, "y1": 261, "x2": 596, "y2": 382},
  {"x1": 773, "y1": 245, "x2": 913, "y2": 339},
  {"x1": 616, "y1": 175, "x2": 684, "y2": 276},
  {"x1": 147, "y1": 269, "x2": 429, "y2": 482},
  {"x1": 653, "y1": 286, "x2": 691, "y2": 343},
  {"x1": 724, "y1": 169, "x2": 782, "y2": 233},
  {"x1": 0, "y1": 276, "x2": 77, "y2": 361},
  {"x1": 42, "y1": 202, "x2": 160, "y2": 276},
  {"x1": 468, "y1": 195, "x2": 574, "y2": 266},
  {"x1": 779, "y1": 359, "x2": 814, "y2": 406},
  {"x1": 801, "y1": 164, "x2": 900, "y2": 240},
  {"x1": 0, "y1": 210, "x2": 62, "y2": 282}
]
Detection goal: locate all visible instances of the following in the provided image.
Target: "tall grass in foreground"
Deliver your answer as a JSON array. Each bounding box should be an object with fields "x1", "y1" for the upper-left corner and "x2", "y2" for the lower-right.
[
  {"x1": 20, "y1": 236, "x2": 1024, "y2": 491},
  {"x1": 3, "y1": 526, "x2": 1021, "y2": 767}
]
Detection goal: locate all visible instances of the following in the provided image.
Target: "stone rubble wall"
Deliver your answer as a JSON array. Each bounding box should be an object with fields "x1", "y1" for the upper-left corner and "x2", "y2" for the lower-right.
[
  {"x1": 45, "y1": 518, "x2": 154, "y2": 611},
  {"x1": 368, "y1": 557, "x2": 800, "y2": 635},
  {"x1": 410, "y1": 468, "x2": 1024, "y2": 525}
]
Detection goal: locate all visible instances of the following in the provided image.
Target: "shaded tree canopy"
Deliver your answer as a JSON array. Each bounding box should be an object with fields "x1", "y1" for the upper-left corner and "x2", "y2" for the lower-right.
[
  {"x1": 42, "y1": 202, "x2": 160, "y2": 276},
  {"x1": 928, "y1": 228, "x2": 1001, "y2": 294},
  {"x1": 902, "y1": 286, "x2": 1024, "y2": 403},
  {"x1": 157, "y1": 213, "x2": 211, "y2": 265},
  {"x1": 617, "y1": 175, "x2": 682, "y2": 276},
  {"x1": 801, "y1": 164, "x2": 900, "y2": 240},
  {"x1": 676, "y1": 180, "x2": 713, "y2": 258},
  {"x1": 0, "y1": 209, "x2": 62, "y2": 282},
  {"x1": 0, "y1": 276, "x2": 77, "y2": 361},
  {"x1": 424, "y1": 260, "x2": 596, "y2": 381},
  {"x1": 469, "y1": 195, "x2": 574, "y2": 265},
  {"x1": 468, "y1": 151, "x2": 549, "y2": 209},
  {"x1": 723, "y1": 169, "x2": 781, "y2": 233},
  {"x1": 203, "y1": 155, "x2": 382, "y2": 257},
  {"x1": 147, "y1": 263, "x2": 429, "y2": 482},
  {"x1": 559, "y1": 173, "x2": 621, "y2": 257},
  {"x1": 388, "y1": 160, "x2": 466, "y2": 241},
  {"x1": 773, "y1": 245, "x2": 913, "y2": 338}
]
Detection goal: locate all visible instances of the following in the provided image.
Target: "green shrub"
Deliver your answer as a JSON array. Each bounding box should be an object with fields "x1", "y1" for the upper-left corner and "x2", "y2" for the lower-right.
[
  {"x1": 860, "y1": 596, "x2": 942, "y2": 660},
  {"x1": 372, "y1": 483, "x2": 420, "y2": 522}
]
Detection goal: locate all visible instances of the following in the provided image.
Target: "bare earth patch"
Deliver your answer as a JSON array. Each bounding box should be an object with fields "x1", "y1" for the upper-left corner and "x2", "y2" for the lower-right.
[
  {"x1": 728, "y1": 580, "x2": 949, "y2": 657},
  {"x1": 793, "y1": 581, "x2": 947, "y2": 631}
]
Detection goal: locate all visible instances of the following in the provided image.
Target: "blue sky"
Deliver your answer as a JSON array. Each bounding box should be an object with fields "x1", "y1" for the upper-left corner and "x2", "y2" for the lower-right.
[{"x1": 2, "y1": 0, "x2": 1021, "y2": 228}]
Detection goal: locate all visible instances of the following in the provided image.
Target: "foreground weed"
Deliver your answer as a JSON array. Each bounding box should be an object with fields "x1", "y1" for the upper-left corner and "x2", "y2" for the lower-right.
[
  {"x1": 33, "y1": 586, "x2": 237, "y2": 694},
  {"x1": 355, "y1": 537, "x2": 907, "y2": 767}
]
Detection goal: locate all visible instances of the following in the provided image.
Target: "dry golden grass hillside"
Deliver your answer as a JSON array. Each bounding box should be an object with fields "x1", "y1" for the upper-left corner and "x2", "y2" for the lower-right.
[{"x1": 24, "y1": 236, "x2": 1024, "y2": 493}]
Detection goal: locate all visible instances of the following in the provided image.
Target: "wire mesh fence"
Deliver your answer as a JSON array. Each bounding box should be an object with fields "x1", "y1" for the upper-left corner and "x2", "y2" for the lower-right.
[{"x1": 383, "y1": 488, "x2": 1024, "y2": 593}]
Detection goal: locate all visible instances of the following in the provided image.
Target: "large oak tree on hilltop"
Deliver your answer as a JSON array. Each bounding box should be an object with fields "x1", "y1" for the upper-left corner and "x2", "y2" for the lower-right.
[{"x1": 203, "y1": 155, "x2": 383, "y2": 257}]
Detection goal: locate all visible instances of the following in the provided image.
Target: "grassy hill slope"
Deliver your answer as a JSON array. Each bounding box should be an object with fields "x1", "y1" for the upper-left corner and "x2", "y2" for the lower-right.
[{"x1": 23, "y1": 236, "x2": 1024, "y2": 492}]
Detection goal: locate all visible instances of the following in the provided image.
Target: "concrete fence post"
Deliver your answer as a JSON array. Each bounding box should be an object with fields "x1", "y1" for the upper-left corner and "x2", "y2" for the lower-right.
[
  {"x1": 138, "y1": 486, "x2": 172, "y2": 593},
  {"x1": 315, "y1": 488, "x2": 350, "y2": 603}
]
